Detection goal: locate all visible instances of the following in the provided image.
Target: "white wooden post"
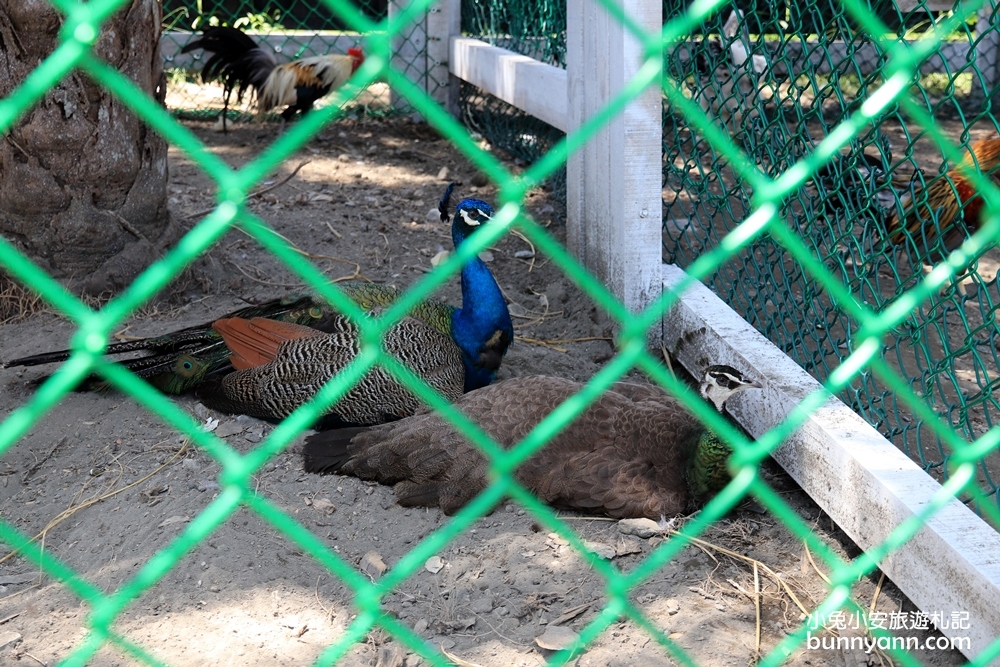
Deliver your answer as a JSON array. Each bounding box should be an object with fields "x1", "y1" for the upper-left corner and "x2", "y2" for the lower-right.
[
  {"x1": 566, "y1": 0, "x2": 663, "y2": 336},
  {"x1": 426, "y1": 0, "x2": 461, "y2": 117},
  {"x1": 389, "y1": 0, "x2": 460, "y2": 116},
  {"x1": 971, "y1": 2, "x2": 1000, "y2": 111},
  {"x1": 388, "y1": 0, "x2": 425, "y2": 113}
]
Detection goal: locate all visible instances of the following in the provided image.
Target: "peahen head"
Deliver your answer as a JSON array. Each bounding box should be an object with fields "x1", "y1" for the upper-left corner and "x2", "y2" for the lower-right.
[
  {"x1": 687, "y1": 364, "x2": 762, "y2": 504},
  {"x1": 699, "y1": 364, "x2": 762, "y2": 412},
  {"x1": 437, "y1": 184, "x2": 513, "y2": 392}
]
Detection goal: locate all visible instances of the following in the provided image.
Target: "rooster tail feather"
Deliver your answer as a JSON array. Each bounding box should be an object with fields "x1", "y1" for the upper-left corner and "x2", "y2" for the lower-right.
[
  {"x1": 259, "y1": 66, "x2": 302, "y2": 112},
  {"x1": 182, "y1": 26, "x2": 276, "y2": 102}
]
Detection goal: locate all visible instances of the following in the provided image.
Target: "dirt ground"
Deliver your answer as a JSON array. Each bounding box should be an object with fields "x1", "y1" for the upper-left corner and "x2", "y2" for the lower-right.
[{"x1": 0, "y1": 117, "x2": 969, "y2": 666}]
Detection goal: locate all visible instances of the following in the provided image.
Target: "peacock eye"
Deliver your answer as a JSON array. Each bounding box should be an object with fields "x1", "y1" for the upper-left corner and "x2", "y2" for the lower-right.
[
  {"x1": 183, "y1": 361, "x2": 193, "y2": 370},
  {"x1": 459, "y1": 206, "x2": 491, "y2": 227}
]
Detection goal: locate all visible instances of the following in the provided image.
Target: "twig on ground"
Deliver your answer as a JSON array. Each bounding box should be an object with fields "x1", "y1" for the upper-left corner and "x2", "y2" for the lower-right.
[
  {"x1": 510, "y1": 229, "x2": 537, "y2": 272},
  {"x1": 670, "y1": 531, "x2": 813, "y2": 616},
  {"x1": 803, "y1": 543, "x2": 831, "y2": 586},
  {"x1": 753, "y1": 561, "x2": 762, "y2": 665},
  {"x1": 0, "y1": 442, "x2": 190, "y2": 566},
  {"x1": 441, "y1": 647, "x2": 483, "y2": 667},
  {"x1": 183, "y1": 159, "x2": 312, "y2": 220},
  {"x1": 661, "y1": 343, "x2": 674, "y2": 375},
  {"x1": 314, "y1": 575, "x2": 336, "y2": 622},
  {"x1": 869, "y1": 570, "x2": 886, "y2": 615},
  {"x1": 5, "y1": 134, "x2": 29, "y2": 159},
  {"x1": 22, "y1": 437, "x2": 67, "y2": 485},
  {"x1": 23, "y1": 653, "x2": 48, "y2": 667},
  {"x1": 515, "y1": 335, "x2": 613, "y2": 353},
  {"x1": 108, "y1": 210, "x2": 150, "y2": 243},
  {"x1": 229, "y1": 258, "x2": 366, "y2": 288}
]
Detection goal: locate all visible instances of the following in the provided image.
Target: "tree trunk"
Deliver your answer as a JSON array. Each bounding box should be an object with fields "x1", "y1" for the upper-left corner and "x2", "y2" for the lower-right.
[{"x1": 0, "y1": 0, "x2": 182, "y2": 296}]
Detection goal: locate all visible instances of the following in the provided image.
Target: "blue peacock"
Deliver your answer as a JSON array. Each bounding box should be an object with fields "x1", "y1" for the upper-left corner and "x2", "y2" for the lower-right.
[{"x1": 4, "y1": 185, "x2": 514, "y2": 427}]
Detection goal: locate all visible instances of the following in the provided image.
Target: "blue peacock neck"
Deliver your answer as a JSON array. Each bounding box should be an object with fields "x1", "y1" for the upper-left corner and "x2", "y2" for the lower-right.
[{"x1": 449, "y1": 212, "x2": 514, "y2": 392}]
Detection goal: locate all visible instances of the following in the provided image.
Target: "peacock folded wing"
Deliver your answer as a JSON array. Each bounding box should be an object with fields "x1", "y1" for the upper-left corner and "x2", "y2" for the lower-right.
[
  {"x1": 520, "y1": 398, "x2": 704, "y2": 518},
  {"x1": 202, "y1": 314, "x2": 465, "y2": 424}
]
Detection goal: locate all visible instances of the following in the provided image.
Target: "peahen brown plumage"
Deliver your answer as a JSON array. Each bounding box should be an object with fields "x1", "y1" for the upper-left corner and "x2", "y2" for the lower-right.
[
  {"x1": 301, "y1": 366, "x2": 762, "y2": 519},
  {"x1": 4, "y1": 185, "x2": 514, "y2": 427}
]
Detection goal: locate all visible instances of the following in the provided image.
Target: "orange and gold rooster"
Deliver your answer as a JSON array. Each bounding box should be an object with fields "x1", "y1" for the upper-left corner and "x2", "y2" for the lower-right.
[
  {"x1": 181, "y1": 26, "x2": 364, "y2": 130},
  {"x1": 885, "y1": 136, "x2": 1000, "y2": 264}
]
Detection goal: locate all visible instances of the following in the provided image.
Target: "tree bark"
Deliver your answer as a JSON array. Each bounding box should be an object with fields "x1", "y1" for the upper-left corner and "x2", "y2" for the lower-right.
[{"x1": 0, "y1": 0, "x2": 182, "y2": 296}]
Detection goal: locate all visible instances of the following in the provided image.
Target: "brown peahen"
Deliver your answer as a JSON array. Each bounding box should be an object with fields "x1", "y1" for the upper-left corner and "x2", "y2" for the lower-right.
[
  {"x1": 4, "y1": 185, "x2": 514, "y2": 427},
  {"x1": 301, "y1": 365, "x2": 762, "y2": 519}
]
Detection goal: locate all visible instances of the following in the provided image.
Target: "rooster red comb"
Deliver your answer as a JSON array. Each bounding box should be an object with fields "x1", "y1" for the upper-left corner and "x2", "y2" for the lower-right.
[{"x1": 348, "y1": 47, "x2": 364, "y2": 73}]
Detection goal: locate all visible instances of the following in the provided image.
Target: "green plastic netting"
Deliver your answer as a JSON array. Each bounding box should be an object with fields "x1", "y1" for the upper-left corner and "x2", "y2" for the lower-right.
[{"x1": 1, "y1": 0, "x2": 1000, "y2": 665}]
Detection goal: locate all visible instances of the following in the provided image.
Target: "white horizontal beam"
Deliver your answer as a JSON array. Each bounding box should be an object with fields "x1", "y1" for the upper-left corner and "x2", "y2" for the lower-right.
[
  {"x1": 662, "y1": 263, "x2": 1000, "y2": 661},
  {"x1": 448, "y1": 37, "x2": 568, "y2": 132}
]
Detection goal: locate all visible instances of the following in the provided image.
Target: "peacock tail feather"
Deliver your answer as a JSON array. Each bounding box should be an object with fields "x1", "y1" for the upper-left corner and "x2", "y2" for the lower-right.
[{"x1": 3, "y1": 285, "x2": 457, "y2": 396}]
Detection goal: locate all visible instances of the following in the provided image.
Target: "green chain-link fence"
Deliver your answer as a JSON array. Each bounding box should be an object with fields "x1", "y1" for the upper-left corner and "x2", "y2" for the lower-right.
[
  {"x1": 459, "y1": 0, "x2": 568, "y2": 197},
  {"x1": 2, "y1": 0, "x2": 1000, "y2": 666}
]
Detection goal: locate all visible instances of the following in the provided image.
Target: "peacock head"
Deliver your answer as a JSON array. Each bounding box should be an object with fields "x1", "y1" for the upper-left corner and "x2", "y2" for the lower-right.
[
  {"x1": 439, "y1": 183, "x2": 496, "y2": 245},
  {"x1": 699, "y1": 365, "x2": 761, "y2": 412}
]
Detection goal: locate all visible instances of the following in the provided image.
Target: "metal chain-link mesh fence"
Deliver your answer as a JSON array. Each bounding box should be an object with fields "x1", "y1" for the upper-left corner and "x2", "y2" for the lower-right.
[
  {"x1": 459, "y1": 0, "x2": 568, "y2": 198},
  {"x1": 659, "y1": 1, "x2": 1000, "y2": 515},
  {"x1": 463, "y1": 0, "x2": 1000, "y2": 515},
  {"x1": 1, "y1": 0, "x2": 999, "y2": 666}
]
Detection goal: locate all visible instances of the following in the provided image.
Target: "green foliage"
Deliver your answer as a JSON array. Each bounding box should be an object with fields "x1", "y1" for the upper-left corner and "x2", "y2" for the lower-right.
[{"x1": 190, "y1": 4, "x2": 285, "y2": 31}]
